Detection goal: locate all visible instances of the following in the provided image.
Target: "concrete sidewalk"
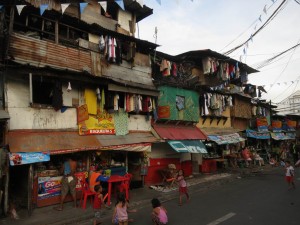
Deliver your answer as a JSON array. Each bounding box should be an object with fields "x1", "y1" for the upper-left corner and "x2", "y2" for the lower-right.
[{"x1": 0, "y1": 166, "x2": 271, "y2": 225}]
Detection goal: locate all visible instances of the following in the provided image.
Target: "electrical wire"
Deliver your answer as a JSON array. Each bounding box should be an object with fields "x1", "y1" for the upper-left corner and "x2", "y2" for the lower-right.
[
  {"x1": 223, "y1": 0, "x2": 288, "y2": 56},
  {"x1": 266, "y1": 40, "x2": 300, "y2": 92},
  {"x1": 272, "y1": 79, "x2": 300, "y2": 102},
  {"x1": 220, "y1": 0, "x2": 278, "y2": 52},
  {"x1": 253, "y1": 42, "x2": 300, "y2": 69}
]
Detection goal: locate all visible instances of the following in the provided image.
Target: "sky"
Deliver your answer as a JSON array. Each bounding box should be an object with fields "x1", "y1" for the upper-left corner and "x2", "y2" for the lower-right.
[{"x1": 136, "y1": 0, "x2": 300, "y2": 104}]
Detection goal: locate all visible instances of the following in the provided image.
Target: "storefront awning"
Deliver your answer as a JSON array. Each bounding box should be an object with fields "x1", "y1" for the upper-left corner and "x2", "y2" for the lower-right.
[
  {"x1": 95, "y1": 132, "x2": 157, "y2": 152},
  {"x1": 246, "y1": 129, "x2": 270, "y2": 139},
  {"x1": 286, "y1": 132, "x2": 296, "y2": 140},
  {"x1": 207, "y1": 133, "x2": 245, "y2": 145},
  {"x1": 271, "y1": 132, "x2": 287, "y2": 140},
  {"x1": 0, "y1": 110, "x2": 10, "y2": 120},
  {"x1": 8, "y1": 131, "x2": 100, "y2": 154},
  {"x1": 168, "y1": 140, "x2": 208, "y2": 153},
  {"x1": 152, "y1": 124, "x2": 207, "y2": 140}
]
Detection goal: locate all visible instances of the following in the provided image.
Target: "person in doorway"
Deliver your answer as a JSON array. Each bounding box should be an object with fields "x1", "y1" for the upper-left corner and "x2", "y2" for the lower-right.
[
  {"x1": 54, "y1": 157, "x2": 77, "y2": 211},
  {"x1": 151, "y1": 198, "x2": 168, "y2": 225},
  {"x1": 285, "y1": 160, "x2": 295, "y2": 190},
  {"x1": 176, "y1": 169, "x2": 189, "y2": 206}
]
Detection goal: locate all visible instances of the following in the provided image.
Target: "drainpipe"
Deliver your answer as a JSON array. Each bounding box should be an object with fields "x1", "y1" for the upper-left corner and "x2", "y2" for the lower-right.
[{"x1": 29, "y1": 73, "x2": 33, "y2": 104}]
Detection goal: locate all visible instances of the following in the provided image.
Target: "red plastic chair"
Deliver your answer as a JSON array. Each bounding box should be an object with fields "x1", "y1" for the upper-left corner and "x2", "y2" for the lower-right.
[
  {"x1": 80, "y1": 180, "x2": 96, "y2": 209},
  {"x1": 119, "y1": 173, "x2": 132, "y2": 199}
]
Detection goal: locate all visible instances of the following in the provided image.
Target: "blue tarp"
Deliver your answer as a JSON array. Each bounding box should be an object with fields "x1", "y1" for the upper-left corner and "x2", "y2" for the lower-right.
[{"x1": 246, "y1": 129, "x2": 270, "y2": 139}]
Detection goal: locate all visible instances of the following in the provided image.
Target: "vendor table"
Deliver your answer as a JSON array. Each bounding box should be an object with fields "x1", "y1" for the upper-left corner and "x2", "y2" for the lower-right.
[{"x1": 99, "y1": 175, "x2": 130, "y2": 206}]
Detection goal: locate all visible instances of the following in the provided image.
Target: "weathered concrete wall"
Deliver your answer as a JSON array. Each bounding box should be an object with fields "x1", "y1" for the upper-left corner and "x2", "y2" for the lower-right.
[{"x1": 6, "y1": 75, "x2": 79, "y2": 130}]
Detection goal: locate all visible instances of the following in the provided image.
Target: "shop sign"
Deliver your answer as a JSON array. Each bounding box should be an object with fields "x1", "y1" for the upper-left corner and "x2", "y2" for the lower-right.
[
  {"x1": 158, "y1": 106, "x2": 170, "y2": 119},
  {"x1": 77, "y1": 104, "x2": 89, "y2": 123},
  {"x1": 287, "y1": 120, "x2": 297, "y2": 128},
  {"x1": 38, "y1": 176, "x2": 62, "y2": 200},
  {"x1": 78, "y1": 108, "x2": 115, "y2": 135},
  {"x1": 272, "y1": 120, "x2": 282, "y2": 132},
  {"x1": 9, "y1": 152, "x2": 50, "y2": 166},
  {"x1": 257, "y1": 118, "x2": 269, "y2": 132}
]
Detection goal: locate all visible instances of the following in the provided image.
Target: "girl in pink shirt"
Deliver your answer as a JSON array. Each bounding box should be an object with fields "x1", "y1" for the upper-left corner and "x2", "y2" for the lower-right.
[
  {"x1": 177, "y1": 169, "x2": 190, "y2": 206},
  {"x1": 151, "y1": 198, "x2": 168, "y2": 225}
]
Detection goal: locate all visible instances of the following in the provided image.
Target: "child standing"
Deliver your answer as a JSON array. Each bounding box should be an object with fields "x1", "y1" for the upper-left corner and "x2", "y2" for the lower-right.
[
  {"x1": 93, "y1": 184, "x2": 105, "y2": 225},
  {"x1": 176, "y1": 169, "x2": 189, "y2": 206},
  {"x1": 285, "y1": 161, "x2": 295, "y2": 190},
  {"x1": 112, "y1": 193, "x2": 128, "y2": 225},
  {"x1": 112, "y1": 193, "x2": 136, "y2": 225},
  {"x1": 151, "y1": 198, "x2": 168, "y2": 225}
]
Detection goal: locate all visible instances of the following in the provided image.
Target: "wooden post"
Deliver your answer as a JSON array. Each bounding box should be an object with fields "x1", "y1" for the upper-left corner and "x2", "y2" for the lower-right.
[
  {"x1": 55, "y1": 20, "x2": 59, "y2": 44},
  {"x1": 4, "y1": 153, "x2": 9, "y2": 215},
  {"x1": 28, "y1": 164, "x2": 33, "y2": 216}
]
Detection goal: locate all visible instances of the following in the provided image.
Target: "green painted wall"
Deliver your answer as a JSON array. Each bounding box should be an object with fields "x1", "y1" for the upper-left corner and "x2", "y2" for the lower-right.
[{"x1": 158, "y1": 86, "x2": 199, "y2": 122}]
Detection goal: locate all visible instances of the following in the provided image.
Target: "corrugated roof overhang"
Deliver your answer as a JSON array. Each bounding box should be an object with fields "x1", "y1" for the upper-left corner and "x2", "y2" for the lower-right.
[
  {"x1": 108, "y1": 83, "x2": 159, "y2": 96},
  {"x1": 95, "y1": 132, "x2": 158, "y2": 152},
  {"x1": 201, "y1": 127, "x2": 243, "y2": 136},
  {"x1": 8, "y1": 131, "x2": 157, "y2": 154},
  {"x1": 152, "y1": 124, "x2": 207, "y2": 140},
  {"x1": 8, "y1": 131, "x2": 100, "y2": 154}
]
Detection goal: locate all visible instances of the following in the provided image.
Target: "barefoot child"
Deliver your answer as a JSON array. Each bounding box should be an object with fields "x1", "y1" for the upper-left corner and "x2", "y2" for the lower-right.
[
  {"x1": 112, "y1": 193, "x2": 136, "y2": 225},
  {"x1": 176, "y1": 169, "x2": 189, "y2": 206},
  {"x1": 151, "y1": 198, "x2": 168, "y2": 225},
  {"x1": 285, "y1": 161, "x2": 295, "y2": 190},
  {"x1": 93, "y1": 184, "x2": 106, "y2": 225}
]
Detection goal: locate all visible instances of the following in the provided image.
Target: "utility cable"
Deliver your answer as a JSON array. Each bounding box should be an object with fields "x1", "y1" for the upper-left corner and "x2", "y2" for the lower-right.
[
  {"x1": 223, "y1": 0, "x2": 288, "y2": 56},
  {"x1": 272, "y1": 79, "x2": 300, "y2": 102},
  {"x1": 220, "y1": 1, "x2": 278, "y2": 52},
  {"x1": 266, "y1": 40, "x2": 300, "y2": 92},
  {"x1": 254, "y1": 42, "x2": 300, "y2": 69}
]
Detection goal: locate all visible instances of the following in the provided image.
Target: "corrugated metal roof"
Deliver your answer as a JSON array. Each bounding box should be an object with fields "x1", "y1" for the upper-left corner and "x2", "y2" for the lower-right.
[
  {"x1": 95, "y1": 132, "x2": 157, "y2": 147},
  {"x1": 9, "y1": 33, "x2": 92, "y2": 73},
  {"x1": 152, "y1": 124, "x2": 207, "y2": 140},
  {"x1": 155, "y1": 49, "x2": 258, "y2": 74},
  {"x1": 8, "y1": 131, "x2": 100, "y2": 154},
  {"x1": 201, "y1": 127, "x2": 243, "y2": 136},
  {"x1": 8, "y1": 131, "x2": 157, "y2": 154}
]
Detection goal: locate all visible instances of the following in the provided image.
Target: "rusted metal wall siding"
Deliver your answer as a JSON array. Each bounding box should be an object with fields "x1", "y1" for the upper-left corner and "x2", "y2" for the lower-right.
[
  {"x1": 231, "y1": 97, "x2": 252, "y2": 119},
  {"x1": 101, "y1": 60, "x2": 155, "y2": 89},
  {"x1": 9, "y1": 33, "x2": 92, "y2": 73},
  {"x1": 232, "y1": 118, "x2": 249, "y2": 130}
]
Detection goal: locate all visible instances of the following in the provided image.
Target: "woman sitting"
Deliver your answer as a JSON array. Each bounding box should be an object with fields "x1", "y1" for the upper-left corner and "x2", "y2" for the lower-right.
[{"x1": 252, "y1": 151, "x2": 265, "y2": 166}]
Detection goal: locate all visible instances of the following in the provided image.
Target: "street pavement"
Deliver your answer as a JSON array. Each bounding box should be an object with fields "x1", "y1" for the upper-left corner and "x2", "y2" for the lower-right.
[
  {"x1": 79, "y1": 166, "x2": 300, "y2": 225},
  {"x1": 0, "y1": 165, "x2": 282, "y2": 225}
]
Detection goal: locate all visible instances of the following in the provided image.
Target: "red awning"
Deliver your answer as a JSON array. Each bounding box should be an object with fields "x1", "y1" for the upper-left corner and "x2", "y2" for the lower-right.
[
  {"x1": 8, "y1": 131, "x2": 100, "y2": 154},
  {"x1": 152, "y1": 124, "x2": 207, "y2": 140}
]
